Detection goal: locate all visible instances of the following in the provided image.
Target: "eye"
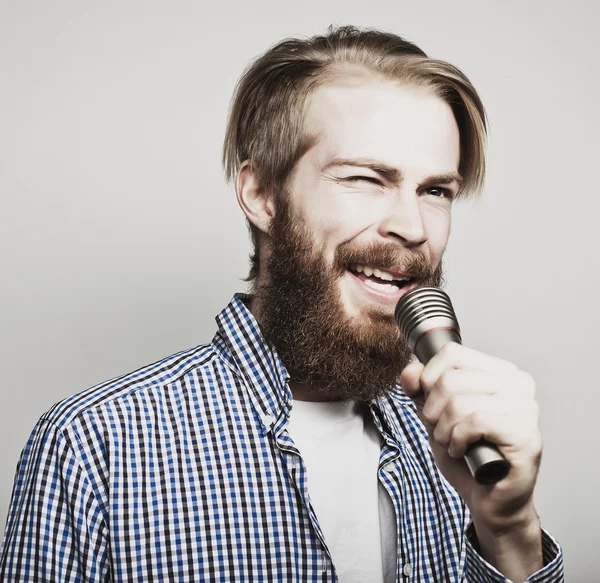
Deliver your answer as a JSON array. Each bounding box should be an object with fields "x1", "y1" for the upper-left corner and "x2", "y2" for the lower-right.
[
  {"x1": 426, "y1": 186, "x2": 454, "y2": 199},
  {"x1": 343, "y1": 175, "x2": 383, "y2": 186}
]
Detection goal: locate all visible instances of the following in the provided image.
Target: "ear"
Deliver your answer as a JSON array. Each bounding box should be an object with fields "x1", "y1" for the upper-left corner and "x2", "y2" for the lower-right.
[{"x1": 235, "y1": 161, "x2": 275, "y2": 234}]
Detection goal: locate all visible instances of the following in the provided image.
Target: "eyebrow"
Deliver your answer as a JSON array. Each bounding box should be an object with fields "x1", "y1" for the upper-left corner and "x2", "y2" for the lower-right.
[
  {"x1": 322, "y1": 157, "x2": 463, "y2": 188},
  {"x1": 421, "y1": 172, "x2": 464, "y2": 189}
]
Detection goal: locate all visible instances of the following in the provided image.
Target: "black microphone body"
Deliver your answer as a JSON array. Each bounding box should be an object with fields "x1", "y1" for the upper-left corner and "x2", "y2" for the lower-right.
[{"x1": 395, "y1": 287, "x2": 510, "y2": 485}]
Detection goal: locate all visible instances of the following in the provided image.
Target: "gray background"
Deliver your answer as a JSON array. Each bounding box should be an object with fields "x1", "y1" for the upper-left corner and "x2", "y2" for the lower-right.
[{"x1": 0, "y1": 0, "x2": 597, "y2": 580}]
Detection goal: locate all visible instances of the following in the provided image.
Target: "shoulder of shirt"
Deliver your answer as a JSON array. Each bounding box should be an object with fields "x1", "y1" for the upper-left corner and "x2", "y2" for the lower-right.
[{"x1": 40, "y1": 342, "x2": 219, "y2": 431}]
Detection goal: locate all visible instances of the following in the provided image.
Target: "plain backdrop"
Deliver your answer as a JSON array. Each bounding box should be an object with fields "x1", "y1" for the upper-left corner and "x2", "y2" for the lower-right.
[{"x1": 0, "y1": 0, "x2": 597, "y2": 580}]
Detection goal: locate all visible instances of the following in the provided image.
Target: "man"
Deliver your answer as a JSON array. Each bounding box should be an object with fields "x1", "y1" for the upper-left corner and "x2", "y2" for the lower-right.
[{"x1": 0, "y1": 26, "x2": 563, "y2": 582}]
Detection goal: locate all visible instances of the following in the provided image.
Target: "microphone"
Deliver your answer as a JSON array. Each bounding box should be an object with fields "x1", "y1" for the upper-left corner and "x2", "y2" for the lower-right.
[{"x1": 395, "y1": 287, "x2": 510, "y2": 485}]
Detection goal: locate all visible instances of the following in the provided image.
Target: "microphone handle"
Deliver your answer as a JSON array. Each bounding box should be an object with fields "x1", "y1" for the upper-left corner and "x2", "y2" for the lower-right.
[{"x1": 414, "y1": 328, "x2": 510, "y2": 485}]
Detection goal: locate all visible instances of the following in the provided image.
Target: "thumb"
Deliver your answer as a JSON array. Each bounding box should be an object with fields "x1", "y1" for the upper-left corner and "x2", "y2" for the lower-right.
[{"x1": 400, "y1": 361, "x2": 425, "y2": 399}]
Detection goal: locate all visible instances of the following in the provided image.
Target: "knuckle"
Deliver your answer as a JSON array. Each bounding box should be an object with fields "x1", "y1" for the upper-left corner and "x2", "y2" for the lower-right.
[
  {"x1": 440, "y1": 342, "x2": 460, "y2": 360},
  {"x1": 437, "y1": 370, "x2": 454, "y2": 396},
  {"x1": 467, "y1": 410, "x2": 483, "y2": 430},
  {"x1": 433, "y1": 423, "x2": 449, "y2": 446},
  {"x1": 446, "y1": 396, "x2": 464, "y2": 420},
  {"x1": 420, "y1": 370, "x2": 433, "y2": 390},
  {"x1": 421, "y1": 403, "x2": 437, "y2": 425},
  {"x1": 448, "y1": 423, "x2": 465, "y2": 456}
]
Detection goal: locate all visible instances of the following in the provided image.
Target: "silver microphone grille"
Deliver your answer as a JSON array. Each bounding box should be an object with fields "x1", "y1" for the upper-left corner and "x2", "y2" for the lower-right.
[{"x1": 394, "y1": 287, "x2": 461, "y2": 351}]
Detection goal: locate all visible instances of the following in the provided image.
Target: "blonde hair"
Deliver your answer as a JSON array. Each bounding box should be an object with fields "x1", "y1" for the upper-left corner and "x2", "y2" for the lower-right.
[{"x1": 223, "y1": 25, "x2": 487, "y2": 281}]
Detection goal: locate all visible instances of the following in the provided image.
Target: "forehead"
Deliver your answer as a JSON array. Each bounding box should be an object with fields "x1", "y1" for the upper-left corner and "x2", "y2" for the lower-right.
[{"x1": 303, "y1": 79, "x2": 461, "y2": 172}]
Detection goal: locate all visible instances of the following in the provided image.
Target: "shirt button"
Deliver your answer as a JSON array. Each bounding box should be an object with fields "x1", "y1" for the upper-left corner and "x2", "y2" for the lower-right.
[
  {"x1": 262, "y1": 413, "x2": 274, "y2": 428},
  {"x1": 383, "y1": 462, "x2": 395, "y2": 473},
  {"x1": 402, "y1": 562, "x2": 413, "y2": 577},
  {"x1": 321, "y1": 551, "x2": 327, "y2": 572}
]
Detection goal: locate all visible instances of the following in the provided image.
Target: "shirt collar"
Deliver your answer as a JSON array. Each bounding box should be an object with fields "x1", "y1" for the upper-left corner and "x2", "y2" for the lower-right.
[
  {"x1": 213, "y1": 293, "x2": 291, "y2": 433},
  {"x1": 213, "y1": 293, "x2": 415, "y2": 443},
  {"x1": 373, "y1": 388, "x2": 416, "y2": 445}
]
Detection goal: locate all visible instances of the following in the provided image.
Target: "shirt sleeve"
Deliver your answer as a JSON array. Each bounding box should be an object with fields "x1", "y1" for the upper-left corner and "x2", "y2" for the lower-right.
[
  {"x1": 0, "y1": 417, "x2": 110, "y2": 582},
  {"x1": 464, "y1": 522, "x2": 564, "y2": 582}
]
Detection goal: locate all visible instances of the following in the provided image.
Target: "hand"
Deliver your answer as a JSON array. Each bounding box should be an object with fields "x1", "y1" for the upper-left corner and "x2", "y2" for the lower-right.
[{"x1": 400, "y1": 342, "x2": 542, "y2": 535}]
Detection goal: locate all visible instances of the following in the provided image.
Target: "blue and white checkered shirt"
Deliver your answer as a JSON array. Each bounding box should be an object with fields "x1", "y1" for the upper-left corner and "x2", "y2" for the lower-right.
[{"x1": 1, "y1": 294, "x2": 563, "y2": 582}]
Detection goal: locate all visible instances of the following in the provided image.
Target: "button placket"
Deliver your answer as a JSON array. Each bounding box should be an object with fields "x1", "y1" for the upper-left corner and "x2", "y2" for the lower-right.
[{"x1": 261, "y1": 412, "x2": 274, "y2": 429}]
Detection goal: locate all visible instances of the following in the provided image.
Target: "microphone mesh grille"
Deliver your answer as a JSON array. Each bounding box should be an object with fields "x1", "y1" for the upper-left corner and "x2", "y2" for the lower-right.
[{"x1": 394, "y1": 287, "x2": 460, "y2": 343}]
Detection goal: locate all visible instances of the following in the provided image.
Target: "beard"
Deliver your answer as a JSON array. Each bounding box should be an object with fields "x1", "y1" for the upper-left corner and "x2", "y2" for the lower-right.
[{"x1": 254, "y1": 198, "x2": 444, "y2": 403}]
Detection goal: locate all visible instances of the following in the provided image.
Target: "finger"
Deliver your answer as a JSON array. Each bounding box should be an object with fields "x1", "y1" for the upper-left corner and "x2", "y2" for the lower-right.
[
  {"x1": 400, "y1": 361, "x2": 425, "y2": 399},
  {"x1": 421, "y1": 369, "x2": 537, "y2": 425},
  {"x1": 420, "y1": 342, "x2": 518, "y2": 395},
  {"x1": 447, "y1": 403, "x2": 541, "y2": 460},
  {"x1": 432, "y1": 395, "x2": 503, "y2": 448}
]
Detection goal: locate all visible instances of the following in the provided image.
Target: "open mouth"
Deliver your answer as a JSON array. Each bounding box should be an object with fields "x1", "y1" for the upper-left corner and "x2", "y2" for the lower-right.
[{"x1": 348, "y1": 263, "x2": 414, "y2": 294}]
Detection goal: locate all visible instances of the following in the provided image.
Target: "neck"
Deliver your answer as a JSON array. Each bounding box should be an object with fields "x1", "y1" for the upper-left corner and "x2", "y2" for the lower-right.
[{"x1": 290, "y1": 381, "x2": 347, "y2": 402}]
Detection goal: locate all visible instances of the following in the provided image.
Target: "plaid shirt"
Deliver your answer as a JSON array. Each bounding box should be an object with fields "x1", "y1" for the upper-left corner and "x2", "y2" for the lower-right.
[{"x1": 0, "y1": 294, "x2": 563, "y2": 582}]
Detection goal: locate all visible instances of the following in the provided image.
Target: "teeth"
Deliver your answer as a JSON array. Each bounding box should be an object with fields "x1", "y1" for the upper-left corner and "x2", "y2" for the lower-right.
[
  {"x1": 353, "y1": 264, "x2": 408, "y2": 283},
  {"x1": 374, "y1": 268, "x2": 393, "y2": 281},
  {"x1": 364, "y1": 279, "x2": 398, "y2": 293}
]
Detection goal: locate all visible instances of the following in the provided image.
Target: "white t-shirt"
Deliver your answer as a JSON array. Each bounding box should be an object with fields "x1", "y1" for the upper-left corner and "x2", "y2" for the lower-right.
[{"x1": 287, "y1": 399, "x2": 397, "y2": 583}]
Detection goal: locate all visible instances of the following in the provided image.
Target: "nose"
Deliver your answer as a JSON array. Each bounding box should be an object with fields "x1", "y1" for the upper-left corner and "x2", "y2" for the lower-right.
[{"x1": 377, "y1": 191, "x2": 427, "y2": 247}]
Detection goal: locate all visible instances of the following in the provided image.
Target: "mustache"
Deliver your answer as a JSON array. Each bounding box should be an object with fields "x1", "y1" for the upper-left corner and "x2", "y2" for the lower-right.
[{"x1": 334, "y1": 241, "x2": 436, "y2": 281}]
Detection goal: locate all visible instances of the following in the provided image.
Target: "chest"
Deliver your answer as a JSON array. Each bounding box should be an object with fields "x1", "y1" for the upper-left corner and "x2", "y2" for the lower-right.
[{"x1": 101, "y1": 415, "x2": 466, "y2": 582}]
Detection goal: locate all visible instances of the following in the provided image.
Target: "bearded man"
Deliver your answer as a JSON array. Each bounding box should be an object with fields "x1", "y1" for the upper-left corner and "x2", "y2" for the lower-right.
[{"x1": 0, "y1": 26, "x2": 563, "y2": 582}]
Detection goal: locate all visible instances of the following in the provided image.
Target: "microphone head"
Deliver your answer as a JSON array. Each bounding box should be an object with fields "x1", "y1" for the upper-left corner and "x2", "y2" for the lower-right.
[{"x1": 395, "y1": 287, "x2": 461, "y2": 360}]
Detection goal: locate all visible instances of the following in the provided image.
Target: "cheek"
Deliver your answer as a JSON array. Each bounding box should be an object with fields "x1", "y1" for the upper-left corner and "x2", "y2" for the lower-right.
[
  {"x1": 304, "y1": 195, "x2": 382, "y2": 248},
  {"x1": 424, "y1": 209, "x2": 451, "y2": 261},
  {"x1": 328, "y1": 194, "x2": 391, "y2": 234}
]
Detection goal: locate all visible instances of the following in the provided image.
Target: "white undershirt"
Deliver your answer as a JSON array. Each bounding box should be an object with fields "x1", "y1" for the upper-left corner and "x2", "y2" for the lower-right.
[{"x1": 287, "y1": 400, "x2": 397, "y2": 583}]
